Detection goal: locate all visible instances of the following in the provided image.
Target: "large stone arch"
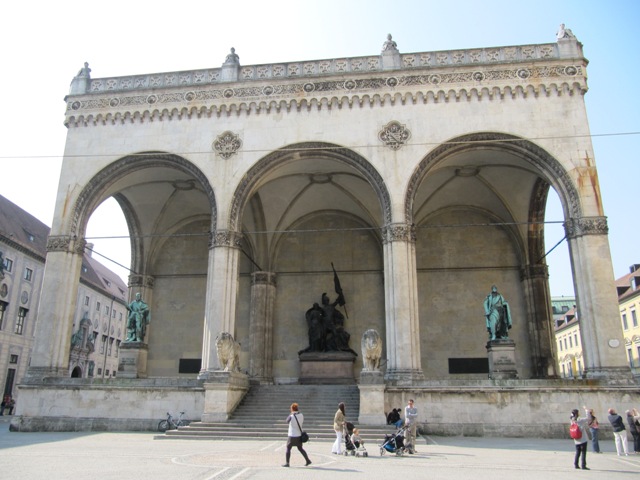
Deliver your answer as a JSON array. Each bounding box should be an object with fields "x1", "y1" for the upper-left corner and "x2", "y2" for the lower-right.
[
  {"x1": 404, "y1": 132, "x2": 582, "y2": 225},
  {"x1": 228, "y1": 142, "x2": 392, "y2": 233},
  {"x1": 71, "y1": 151, "x2": 218, "y2": 240}
]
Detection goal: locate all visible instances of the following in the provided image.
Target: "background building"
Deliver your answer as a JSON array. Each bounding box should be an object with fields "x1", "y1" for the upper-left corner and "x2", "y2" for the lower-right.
[
  {"x1": 0, "y1": 195, "x2": 127, "y2": 407},
  {"x1": 617, "y1": 264, "x2": 640, "y2": 376}
]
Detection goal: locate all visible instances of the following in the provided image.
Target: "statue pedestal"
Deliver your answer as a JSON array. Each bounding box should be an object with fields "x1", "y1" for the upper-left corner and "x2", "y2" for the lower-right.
[
  {"x1": 358, "y1": 371, "x2": 386, "y2": 425},
  {"x1": 117, "y1": 342, "x2": 148, "y2": 378},
  {"x1": 486, "y1": 339, "x2": 518, "y2": 380},
  {"x1": 298, "y1": 351, "x2": 356, "y2": 384},
  {"x1": 201, "y1": 371, "x2": 249, "y2": 422}
]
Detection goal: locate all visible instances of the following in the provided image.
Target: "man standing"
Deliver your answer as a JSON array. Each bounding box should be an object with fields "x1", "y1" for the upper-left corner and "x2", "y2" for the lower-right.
[
  {"x1": 404, "y1": 399, "x2": 418, "y2": 454},
  {"x1": 608, "y1": 408, "x2": 630, "y2": 456},
  {"x1": 483, "y1": 285, "x2": 512, "y2": 341},
  {"x1": 125, "y1": 292, "x2": 150, "y2": 343}
]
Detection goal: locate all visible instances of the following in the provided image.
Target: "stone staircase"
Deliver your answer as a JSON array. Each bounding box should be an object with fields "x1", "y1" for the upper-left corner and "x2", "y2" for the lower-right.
[{"x1": 163, "y1": 384, "x2": 393, "y2": 442}]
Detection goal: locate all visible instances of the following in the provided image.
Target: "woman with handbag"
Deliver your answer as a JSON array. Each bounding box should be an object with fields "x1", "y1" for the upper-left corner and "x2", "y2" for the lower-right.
[{"x1": 283, "y1": 403, "x2": 312, "y2": 467}]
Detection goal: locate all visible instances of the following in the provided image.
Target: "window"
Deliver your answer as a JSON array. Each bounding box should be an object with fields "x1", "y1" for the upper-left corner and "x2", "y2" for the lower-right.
[
  {"x1": 105, "y1": 305, "x2": 110, "y2": 315},
  {"x1": 15, "y1": 307, "x2": 27, "y2": 335},
  {"x1": 4, "y1": 258, "x2": 13, "y2": 272},
  {"x1": 574, "y1": 334, "x2": 578, "y2": 347},
  {"x1": 108, "y1": 338, "x2": 114, "y2": 356},
  {"x1": 561, "y1": 364, "x2": 566, "y2": 378},
  {"x1": 105, "y1": 369, "x2": 110, "y2": 376},
  {"x1": 628, "y1": 348, "x2": 634, "y2": 367},
  {"x1": 112, "y1": 309, "x2": 116, "y2": 318},
  {"x1": 115, "y1": 340, "x2": 120, "y2": 358},
  {"x1": 84, "y1": 296, "x2": 90, "y2": 306},
  {"x1": 9, "y1": 354, "x2": 18, "y2": 364},
  {"x1": 577, "y1": 360, "x2": 582, "y2": 375},
  {"x1": 564, "y1": 338, "x2": 568, "y2": 350},
  {"x1": 96, "y1": 301, "x2": 101, "y2": 312},
  {"x1": 24, "y1": 267, "x2": 33, "y2": 281},
  {"x1": 622, "y1": 313, "x2": 629, "y2": 330},
  {"x1": 632, "y1": 310, "x2": 638, "y2": 328},
  {"x1": 569, "y1": 336, "x2": 573, "y2": 348},
  {"x1": 0, "y1": 301, "x2": 7, "y2": 330},
  {"x1": 100, "y1": 335, "x2": 107, "y2": 354},
  {"x1": 558, "y1": 340, "x2": 563, "y2": 352}
]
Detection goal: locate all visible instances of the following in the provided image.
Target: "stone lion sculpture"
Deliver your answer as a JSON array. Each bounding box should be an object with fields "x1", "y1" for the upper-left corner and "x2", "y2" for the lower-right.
[
  {"x1": 361, "y1": 328, "x2": 382, "y2": 371},
  {"x1": 215, "y1": 332, "x2": 240, "y2": 372}
]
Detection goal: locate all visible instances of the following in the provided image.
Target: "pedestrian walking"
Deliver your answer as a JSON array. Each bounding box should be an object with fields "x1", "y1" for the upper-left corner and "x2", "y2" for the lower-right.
[
  {"x1": 282, "y1": 403, "x2": 311, "y2": 468},
  {"x1": 570, "y1": 408, "x2": 589, "y2": 470},
  {"x1": 607, "y1": 408, "x2": 629, "y2": 456}
]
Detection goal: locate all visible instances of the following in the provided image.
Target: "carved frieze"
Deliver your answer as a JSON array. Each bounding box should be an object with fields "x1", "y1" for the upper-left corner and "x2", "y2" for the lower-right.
[
  {"x1": 46, "y1": 235, "x2": 86, "y2": 254},
  {"x1": 210, "y1": 230, "x2": 243, "y2": 248},
  {"x1": 564, "y1": 216, "x2": 609, "y2": 239},
  {"x1": 67, "y1": 63, "x2": 585, "y2": 122},
  {"x1": 382, "y1": 223, "x2": 416, "y2": 244}
]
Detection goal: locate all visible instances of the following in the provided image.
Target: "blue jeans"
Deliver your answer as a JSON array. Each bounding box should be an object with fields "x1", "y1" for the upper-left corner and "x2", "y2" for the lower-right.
[{"x1": 590, "y1": 428, "x2": 600, "y2": 453}]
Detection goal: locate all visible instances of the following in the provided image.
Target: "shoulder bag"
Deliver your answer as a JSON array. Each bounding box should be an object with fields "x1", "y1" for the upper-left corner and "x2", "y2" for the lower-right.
[{"x1": 293, "y1": 413, "x2": 309, "y2": 443}]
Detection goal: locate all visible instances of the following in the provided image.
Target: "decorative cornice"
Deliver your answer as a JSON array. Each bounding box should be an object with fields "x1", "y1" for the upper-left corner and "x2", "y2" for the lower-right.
[
  {"x1": 65, "y1": 59, "x2": 585, "y2": 126},
  {"x1": 564, "y1": 216, "x2": 609, "y2": 239},
  {"x1": 382, "y1": 223, "x2": 416, "y2": 244},
  {"x1": 210, "y1": 230, "x2": 243, "y2": 248}
]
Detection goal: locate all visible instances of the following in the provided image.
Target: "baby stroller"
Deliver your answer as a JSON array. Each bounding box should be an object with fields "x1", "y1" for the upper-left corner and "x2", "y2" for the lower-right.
[
  {"x1": 351, "y1": 427, "x2": 369, "y2": 457},
  {"x1": 379, "y1": 425, "x2": 407, "y2": 456},
  {"x1": 343, "y1": 421, "x2": 357, "y2": 455}
]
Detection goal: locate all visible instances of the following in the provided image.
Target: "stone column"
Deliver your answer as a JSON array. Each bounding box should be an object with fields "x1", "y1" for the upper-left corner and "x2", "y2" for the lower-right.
[
  {"x1": 520, "y1": 264, "x2": 558, "y2": 378},
  {"x1": 199, "y1": 230, "x2": 242, "y2": 379},
  {"x1": 26, "y1": 235, "x2": 85, "y2": 378},
  {"x1": 565, "y1": 217, "x2": 630, "y2": 380},
  {"x1": 382, "y1": 223, "x2": 424, "y2": 383},
  {"x1": 248, "y1": 271, "x2": 276, "y2": 383}
]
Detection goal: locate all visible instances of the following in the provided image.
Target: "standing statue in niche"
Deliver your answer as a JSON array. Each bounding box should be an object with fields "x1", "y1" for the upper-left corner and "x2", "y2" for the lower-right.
[
  {"x1": 299, "y1": 265, "x2": 357, "y2": 356},
  {"x1": 125, "y1": 292, "x2": 150, "y2": 342},
  {"x1": 484, "y1": 285, "x2": 512, "y2": 341}
]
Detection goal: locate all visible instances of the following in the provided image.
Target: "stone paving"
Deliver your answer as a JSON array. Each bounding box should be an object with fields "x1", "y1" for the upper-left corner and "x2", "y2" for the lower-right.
[{"x1": 0, "y1": 418, "x2": 638, "y2": 479}]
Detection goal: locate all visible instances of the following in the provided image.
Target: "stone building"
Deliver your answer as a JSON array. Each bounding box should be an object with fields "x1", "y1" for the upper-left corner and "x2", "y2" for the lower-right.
[
  {"x1": 13, "y1": 28, "x2": 639, "y2": 435},
  {"x1": 0, "y1": 194, "x2": 127, "y2": 407}
]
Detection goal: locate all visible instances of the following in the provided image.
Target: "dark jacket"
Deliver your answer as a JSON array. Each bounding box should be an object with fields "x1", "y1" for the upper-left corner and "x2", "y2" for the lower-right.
[
  {"x1": 627, "y1": 414, "x2": 639, "y2": 434},
  {"x1": 608, "y1": 413, "x2": 626, "y2": 432}
]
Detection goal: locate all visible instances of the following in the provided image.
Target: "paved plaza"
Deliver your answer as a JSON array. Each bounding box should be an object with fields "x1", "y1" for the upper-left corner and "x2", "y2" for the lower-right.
[{"x1": 1, "y1": 418, "x2": 638, "y2": 480}]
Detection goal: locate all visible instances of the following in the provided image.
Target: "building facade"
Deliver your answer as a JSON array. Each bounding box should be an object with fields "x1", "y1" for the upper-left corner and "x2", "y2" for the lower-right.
[
  {"x1": 12, "y1": 28, "x2": 639, "y2": 434},
  {"x1": 0, "y1": 195, "x2": 127, "y2": 408},
  {"x1": 617, "y1": 264, "x2": 640, "y2": 375}
]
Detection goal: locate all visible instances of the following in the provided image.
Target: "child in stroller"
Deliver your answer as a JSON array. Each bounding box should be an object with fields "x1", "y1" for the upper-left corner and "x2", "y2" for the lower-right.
[
  {"x1": 379, "y1": 425, "x2": 407, "y2": 456},
  {"x1": 350, "y1": 428, "x2": 368, "y2": 457}
]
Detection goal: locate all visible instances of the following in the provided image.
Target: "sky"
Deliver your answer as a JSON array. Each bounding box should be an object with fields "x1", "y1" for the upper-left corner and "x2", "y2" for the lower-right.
[{"x1": 0, "y1": 0, "x2": 638, "y2": 296}]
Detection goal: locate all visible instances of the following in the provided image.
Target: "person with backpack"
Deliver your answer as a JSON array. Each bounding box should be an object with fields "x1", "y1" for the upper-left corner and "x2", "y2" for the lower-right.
[
  {"x1": 570, "y1": 408, "x2": 589, "y2": 470},
  {"x1": 607, "y1": 408, "x2": 630, "y2": 456}
]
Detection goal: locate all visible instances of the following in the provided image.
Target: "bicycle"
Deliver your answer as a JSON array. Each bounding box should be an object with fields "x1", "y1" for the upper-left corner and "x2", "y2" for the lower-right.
[{"x1": 157, "y1": 411, "x2": 186, "y2": 432}]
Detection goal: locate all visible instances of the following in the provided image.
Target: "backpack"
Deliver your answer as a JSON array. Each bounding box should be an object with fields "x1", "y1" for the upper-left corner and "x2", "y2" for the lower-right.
[{"x1": 570, "y1": 422, "x2": 582, "y2": 440}]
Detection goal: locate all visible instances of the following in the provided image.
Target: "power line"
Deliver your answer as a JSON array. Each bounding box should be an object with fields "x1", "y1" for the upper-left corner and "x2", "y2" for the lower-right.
[
  {"x1": 0, "y1": 131, "x2": 638, "y2": 160},
  {"x1": 83, "y1": 219, "x2": 567, "y2": 241}
]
